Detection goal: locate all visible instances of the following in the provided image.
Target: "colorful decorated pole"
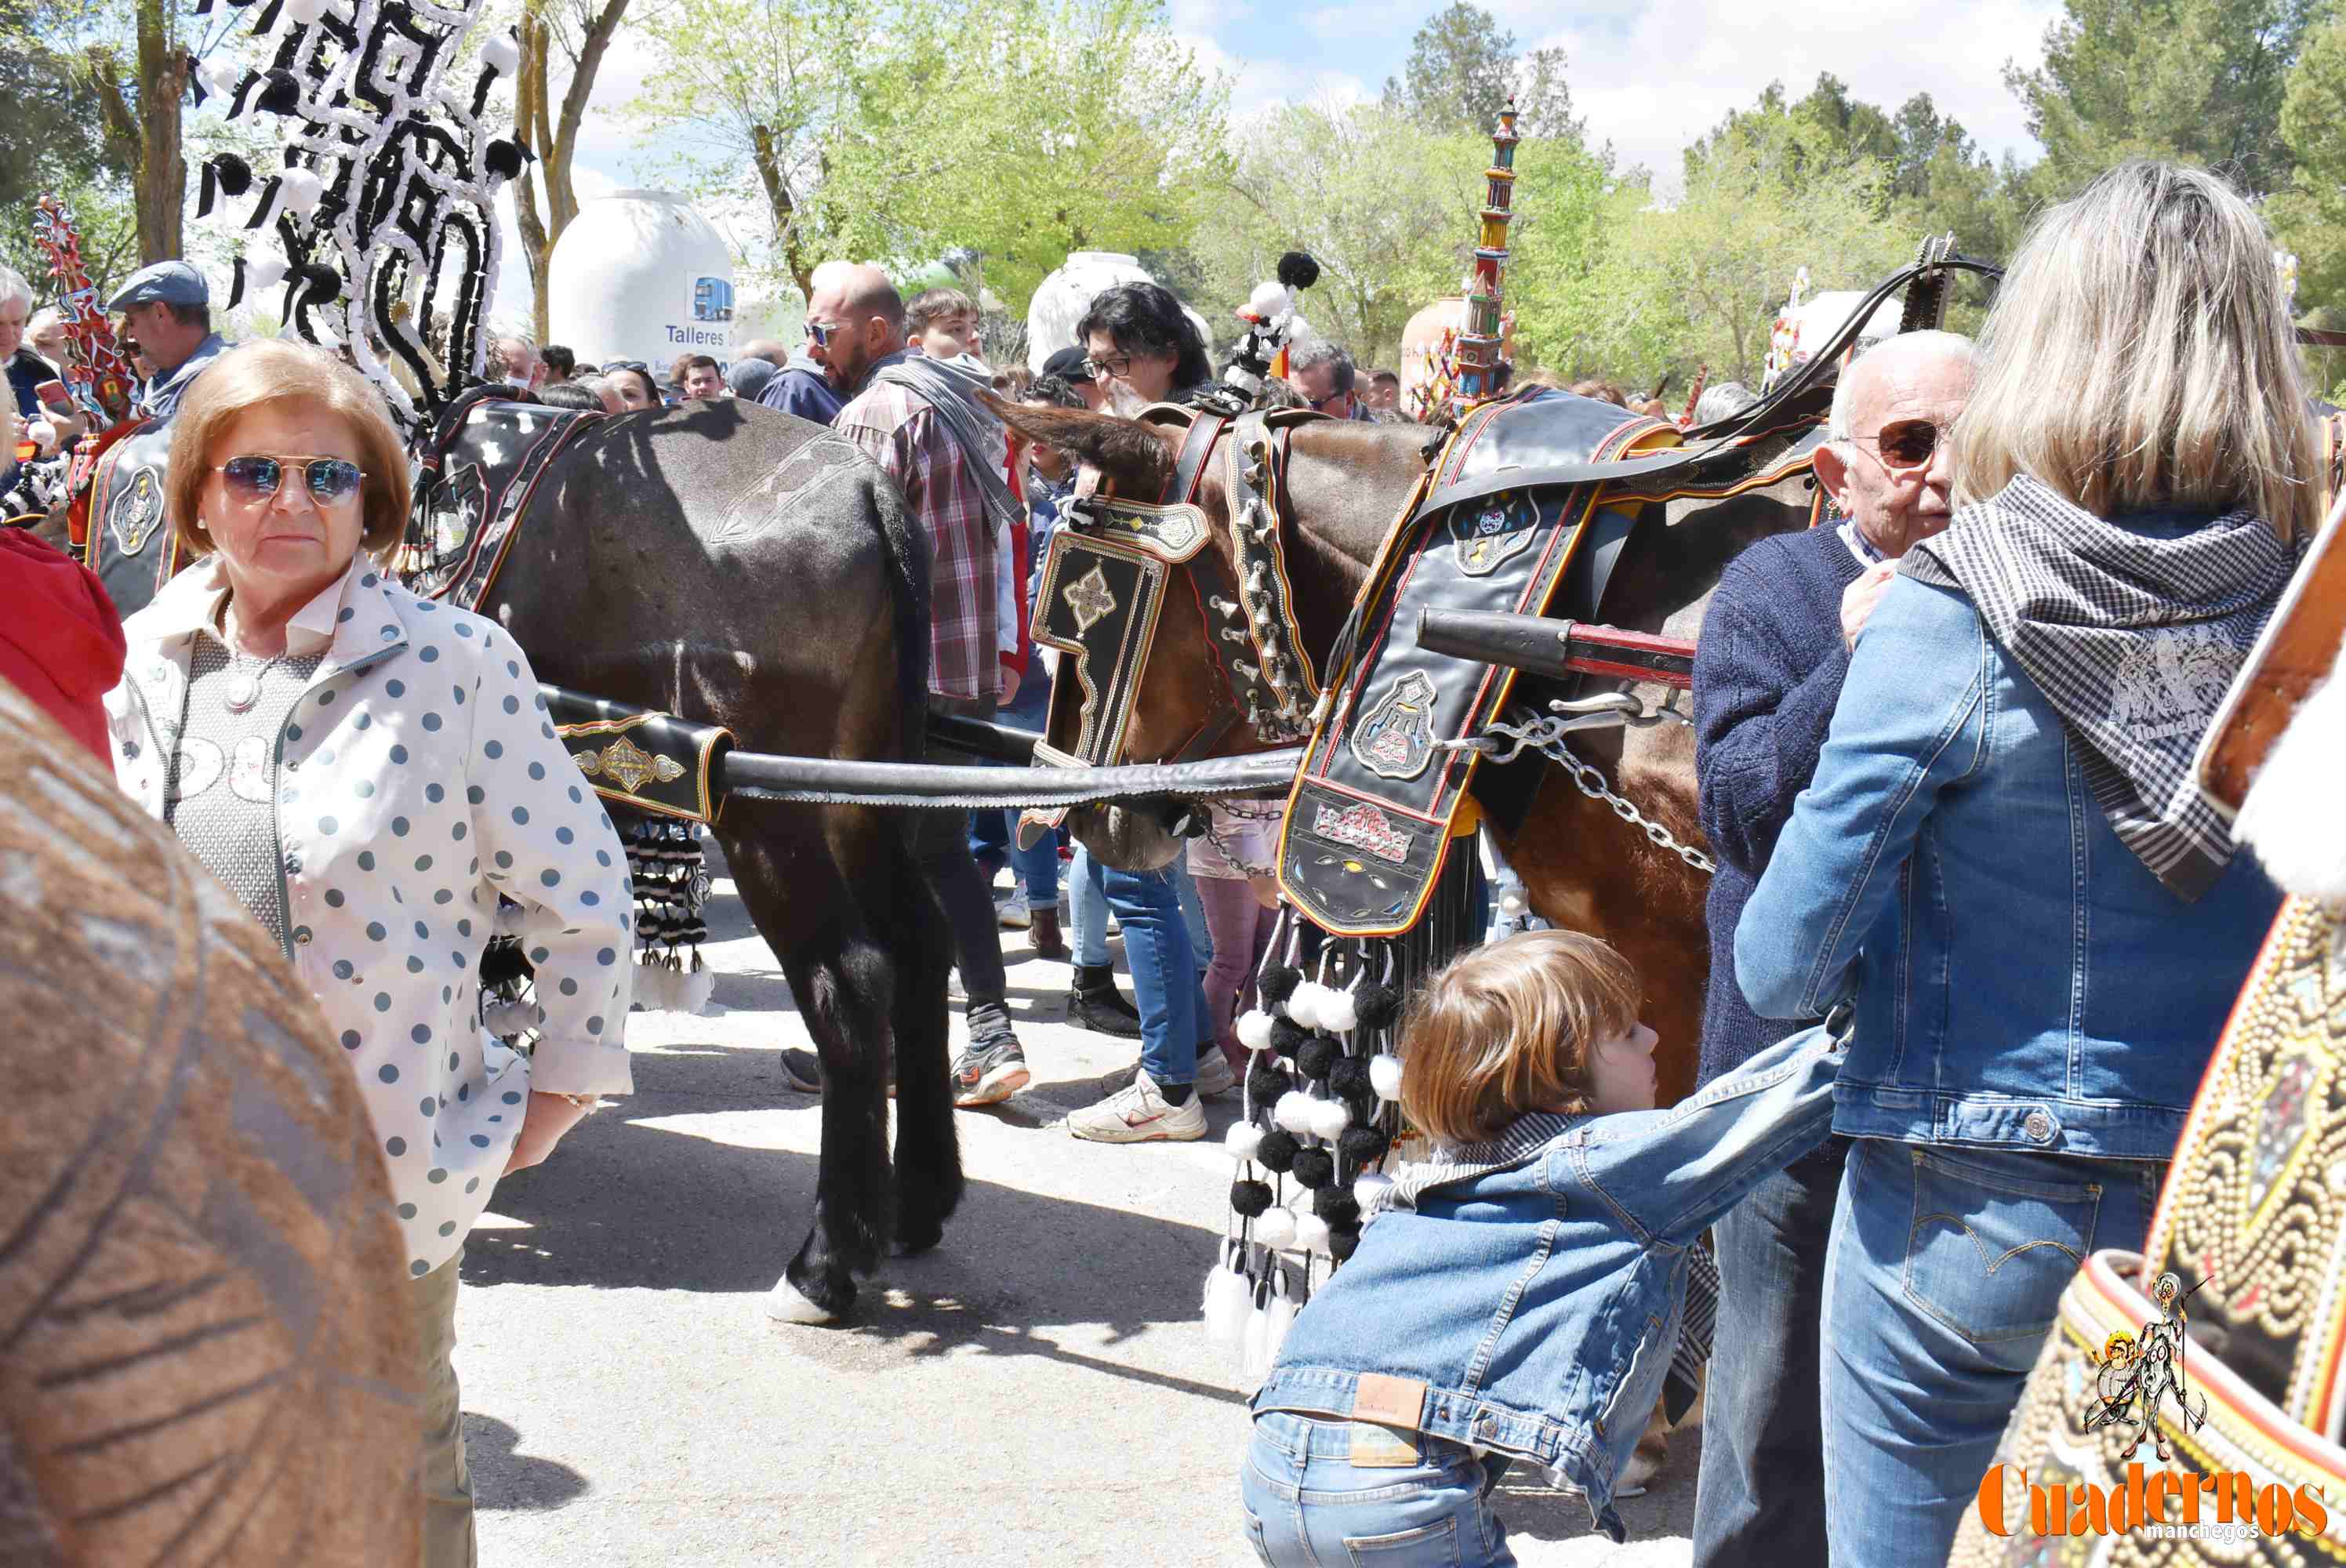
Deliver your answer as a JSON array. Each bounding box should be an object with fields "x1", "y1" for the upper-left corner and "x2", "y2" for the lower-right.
[
  {"x1": 28, "y1": 196, "x2": 137, "y2": 426},
  {"x1": 1451, "y1": 101, "x2": 1520, "y2": 407}
]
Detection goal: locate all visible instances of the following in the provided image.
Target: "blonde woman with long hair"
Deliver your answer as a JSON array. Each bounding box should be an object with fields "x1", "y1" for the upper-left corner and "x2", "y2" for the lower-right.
[{"x1": 1736, "y1": 159, "x2": 2307, "y2": 1565}]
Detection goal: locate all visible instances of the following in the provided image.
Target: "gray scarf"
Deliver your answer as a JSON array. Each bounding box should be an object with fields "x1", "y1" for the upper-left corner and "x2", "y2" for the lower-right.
[
  {"x1": 1901, "y1": 473, "x2": 2302, "y2": 899},
  {"x1": 869, "y1": 352, "x2": 1022, "y2": 535}
]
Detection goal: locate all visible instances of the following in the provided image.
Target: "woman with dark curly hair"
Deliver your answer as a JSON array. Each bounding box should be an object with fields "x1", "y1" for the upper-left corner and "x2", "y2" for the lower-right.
[{"x1": 1075, "y1": 281, "x2": 1216, "y2": 410}]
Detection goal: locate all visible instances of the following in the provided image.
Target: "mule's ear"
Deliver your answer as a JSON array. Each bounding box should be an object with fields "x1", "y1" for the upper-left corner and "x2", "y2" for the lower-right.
[{"x1": 983, "y1": 390, "x2": 1176, "y2": 498}]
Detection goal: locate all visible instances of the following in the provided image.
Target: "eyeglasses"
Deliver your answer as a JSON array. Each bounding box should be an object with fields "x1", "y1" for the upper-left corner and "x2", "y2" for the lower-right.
[
  {"x1": 1083, "y1": 351, "x2": 1136, "y2": 379},
  {"x1": 218, "y1": 454, "x2": 367, "y2": 506},
  {"x1": 1848, "y1": 418, "x2": 1941, "y2": 470}
]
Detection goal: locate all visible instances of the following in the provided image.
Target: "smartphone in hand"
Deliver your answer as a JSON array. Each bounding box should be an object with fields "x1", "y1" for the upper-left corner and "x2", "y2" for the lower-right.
[{"x1": 34, "y1": 379, "x2": 73, "y2": 413}]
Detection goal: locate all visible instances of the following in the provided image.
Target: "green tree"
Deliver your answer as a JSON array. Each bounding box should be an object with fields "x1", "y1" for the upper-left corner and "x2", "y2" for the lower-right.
[
  {"x1": 512, "y1": 0, "x2": 632, "y2": 341},
  {"x1": 2274, "y1": 14, "x2": 2346, "y2": 310},
  {"x1": 628, "y1": 0, "x2": 1226, "y2": 310},
  {"x1": 1382, "y1": 2, "x2": 1582, "y2": 140},
  {"x1": 2007, "y1": 0, "x2": 2332, "y2": 198}
]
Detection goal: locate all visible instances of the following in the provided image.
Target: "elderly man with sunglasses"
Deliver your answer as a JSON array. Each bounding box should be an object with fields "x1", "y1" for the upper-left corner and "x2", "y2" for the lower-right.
[{"x1": 1687, "y1": 328, "x2": 1973, "y2": 1568}]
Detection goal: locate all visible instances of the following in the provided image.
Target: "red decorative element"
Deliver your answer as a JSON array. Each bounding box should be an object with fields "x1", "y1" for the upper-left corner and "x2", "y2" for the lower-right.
[
  {"x1": 30, "y1": 196, "x2": 138, "y2": 427},
  {"x1": 1312, "y1": 801, "x2": 1415, "y2": 865}
]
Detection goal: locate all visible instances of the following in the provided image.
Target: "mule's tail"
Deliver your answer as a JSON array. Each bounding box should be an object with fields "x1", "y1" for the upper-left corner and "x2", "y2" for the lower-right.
[{"x1": 868, "y1": 474, "x2": 932, "y2": 761}]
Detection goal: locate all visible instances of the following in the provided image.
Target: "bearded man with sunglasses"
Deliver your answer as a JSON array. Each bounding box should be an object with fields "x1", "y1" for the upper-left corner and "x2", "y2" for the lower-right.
[{"x1": 1687, "y1": 328, "x2": 1972, "y2": 1568}]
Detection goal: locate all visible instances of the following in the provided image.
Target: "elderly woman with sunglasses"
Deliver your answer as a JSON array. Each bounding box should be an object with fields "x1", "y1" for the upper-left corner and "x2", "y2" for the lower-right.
[
  {"x1": 103, "y1": 339, "x2": 634, "y2": 1568},
  {"x1": 1734, "y1": 162, "x2": 2304, "y2": 1567}
]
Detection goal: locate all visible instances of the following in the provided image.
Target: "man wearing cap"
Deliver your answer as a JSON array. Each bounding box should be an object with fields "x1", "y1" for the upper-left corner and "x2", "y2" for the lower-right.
[
  {"x1": 107, "y1": 261, "x2": 228, "y2": 424},
  {"x1": 1038, "y1": 345, "x2": 1106, "y2": 411}
]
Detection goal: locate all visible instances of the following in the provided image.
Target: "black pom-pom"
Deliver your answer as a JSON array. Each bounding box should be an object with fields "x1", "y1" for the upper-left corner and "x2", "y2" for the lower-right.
[
  {"x1": 256, "y1": 68, "x2": 302, "y2": 115},
  {"x1": 1258, "y1": 966, "x2": 1302, "y2": 1006},
  {"x1": 1329, "y1": 1223, "x2": 1363, "y2": 1261},
  {"x1": 1230, "y1": 1178, "x2": 1273, "y2": 1218},
  {"x1": 484, "y1": 139, "x2": 525, "y2": 180},
  {"x1": 1255, "y1": 1130, "x2": 1301, "y2": 1174},
  {"x1": 1269, "y1": 1018, "x2": 1308, "y2": 1057},
  {"x1": 1313, "y1": 1189, "x2": 1360, "y2": 1226},
  {"x1": 1327, "y1": 1056, "x2": 1371, "y2": 1101},
  {"x1": 1295, "y1": 1034, "x2": 1338, "y2": 1080},
  {"x1": 1339, "y1": 1124, "x2": 1392, "y2": 1165},
  {"x1": 1336, "y1": 1078, "x2": 1378, "y2": 1124},
  {"x1": 1277, "y1": 250, "x2": 1321, "y2": 291},
  {"x1": 1247, "y1": 1058, "x2": 1292, "y2": 1105},
  {"x1": 1291, "y1": 1148, "x2": 1335, "y2": 1189},
  {"x1": 214, "y1": 153, "x2": 252, "y2": 196},
  {"x1": 1354, "y1": 983, "x2": 1403, "y2": 1031}
]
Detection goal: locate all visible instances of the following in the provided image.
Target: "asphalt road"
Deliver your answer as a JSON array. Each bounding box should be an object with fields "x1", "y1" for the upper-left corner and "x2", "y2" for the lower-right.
[{"x1": 463, "y1": 847, "x2": 1701, "y2": 1566}]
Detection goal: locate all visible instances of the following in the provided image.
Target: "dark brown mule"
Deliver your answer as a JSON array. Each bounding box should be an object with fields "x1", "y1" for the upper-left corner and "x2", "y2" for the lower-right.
[
  {"x1": 992, "y1": 397, "x2": 1818, "y2": 1105},
  {"x1": 463, "y1": 398, "x2": 959, "y2": 1319}
]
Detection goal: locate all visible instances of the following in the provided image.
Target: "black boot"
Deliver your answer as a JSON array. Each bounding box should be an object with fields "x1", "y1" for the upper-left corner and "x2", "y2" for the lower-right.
[{"x1": 1067, "y1": 963, "x2": 1144, "y2": 1038}]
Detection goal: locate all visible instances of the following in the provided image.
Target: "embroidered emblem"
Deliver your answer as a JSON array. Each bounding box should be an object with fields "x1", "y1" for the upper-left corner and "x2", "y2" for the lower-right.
[
  {"x1": 113, "y1": 467, "x2": 164, "y2": 555},
  {"x1": 1448, "y1": 490, "x2": 1539, "y2": 577},
  {"x1": 1349, "y1": 671, "x2": 1441, "y2": 781},
  {"x1": 1095, "y1": 504, "x2": 1205, "y2": 559},
  {"x1": 1310, "y1": 801, "x2": 1414, "y2": 865},
  {"x1": 574, "y1": 734, "x2": 685, "y2": 796},
  {"x1": 1064, "y1": 564, "x2": 1118, "y2": 633}
]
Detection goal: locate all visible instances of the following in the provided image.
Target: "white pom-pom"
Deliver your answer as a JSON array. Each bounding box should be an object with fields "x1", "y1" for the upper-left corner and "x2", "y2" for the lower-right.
[
  {"x1": 481, "y1": 31, "x2": 520, "y2": 76},
  {"x1": 1256, "y1": 1205, "x2": 1298, "y2": 1250},
  {"x1": 244, "y1": 252, "x2": 289, "y2": 291},
  {"x1": 1309, "y1": 1098, "x2": 1350, "y2": 1142},
  {"x1": 283, "y1": 0, "x2": 328, "y2": 24},
  {"x1": 1287, "y1": 981, "x2": 1329, "y2": 1030},
  {"x1": 1258, "y1": 1273, "x2": 1298, "y2": 1374},
  {"x1": 1236, "y1": 1009, "x2": 1275, "y2": 1051},
  {"x1": 1320, "y1": 988, "x2": 1358, "y2": 1034},
  {"x1": 279, "y1": 168, "x2": 324, "y2": 217},
  {"x1": 1498, "y1": 890, "x2": 1527, "y2": 917},
  {"x1": 1204, "y1": 1258, "x2": 1251, "y2": 1346},
  {"x1": 1294, "y1": 1211, "x2": 1331, "y2": 1252},
  {"x1": 1354, "y1": 1171, "x2": 1396, "y2": 1211},
  {"x1": 26, "y1": 419, "x2": 55, "y2": 452},
  {"x1": 1225, "y1": 1122, "x2": 1264, "y2": 1163},
  {"x1": 1274, "y1": 1091, "x2": 1317, "y2": 1137},
  {"x1": 1369, "y1": 1054, "x2": 1404, "y2": 1101}
]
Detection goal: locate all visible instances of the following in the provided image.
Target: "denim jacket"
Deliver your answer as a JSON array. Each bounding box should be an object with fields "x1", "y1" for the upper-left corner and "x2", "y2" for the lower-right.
[
  {"x1": 1252, "y1": 1025, "x2": 1843, "y2": 1542},
  {"x1": 1735, "y1": 561, "x2": 2282, "y2": 1160}
]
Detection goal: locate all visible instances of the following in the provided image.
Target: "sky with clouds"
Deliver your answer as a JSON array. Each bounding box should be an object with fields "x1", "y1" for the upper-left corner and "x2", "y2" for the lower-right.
[{"x1": 501, "y1": 0, "x2": 2071, "y2": 318}]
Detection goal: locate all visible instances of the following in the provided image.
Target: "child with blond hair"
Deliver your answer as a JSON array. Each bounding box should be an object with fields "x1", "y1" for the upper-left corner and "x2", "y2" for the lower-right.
[{"x1": 1243, "y1": 931, "x2": 1843, "y2": 1564}]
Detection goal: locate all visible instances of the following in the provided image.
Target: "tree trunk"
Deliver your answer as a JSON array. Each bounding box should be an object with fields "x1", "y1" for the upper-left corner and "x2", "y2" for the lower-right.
[
  {"x1": 133, "y1": 0, "x2": 185, "y2": 263},
  {"x1": 750, "y1": 123, "x2": 812, "y2": 298},
  {"x1": 514, "y1": 0, "x2": 629, "y2": 341}
]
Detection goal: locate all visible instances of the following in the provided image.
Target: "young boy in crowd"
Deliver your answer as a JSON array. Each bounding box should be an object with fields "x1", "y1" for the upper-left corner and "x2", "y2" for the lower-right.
[
  {"x1": 1244, "y1": 931, "x2": 1844, "y2": 1564},
  {"x1": 906, "y1": 288, "x2": 988, "y2": 372}
]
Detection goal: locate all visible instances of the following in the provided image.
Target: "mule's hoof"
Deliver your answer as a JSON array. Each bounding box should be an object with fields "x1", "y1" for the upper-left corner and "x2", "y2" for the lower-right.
[
  {"x1": 763, "y1": 1273, "x2": 848, "y2": 1323},
  {"x1": 892, "y1": 1220, "x2": 945, "y2": 1258}
]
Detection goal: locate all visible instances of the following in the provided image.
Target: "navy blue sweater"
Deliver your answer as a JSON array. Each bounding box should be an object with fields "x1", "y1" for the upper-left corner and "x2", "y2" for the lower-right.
[{"x1": 1691, "y1": 523, "x2": 1866, "y2": 1088}]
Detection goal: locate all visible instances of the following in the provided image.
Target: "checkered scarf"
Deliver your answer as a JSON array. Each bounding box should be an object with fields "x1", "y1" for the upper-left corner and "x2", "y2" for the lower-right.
[{"x1": 1901, "y1": 474, "x2": 2302, "y2": 899}]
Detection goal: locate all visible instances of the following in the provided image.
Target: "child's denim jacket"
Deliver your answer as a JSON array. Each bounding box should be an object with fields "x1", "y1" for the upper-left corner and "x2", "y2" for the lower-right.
[{"x1": 1251, "y1": 1023, "x2": 1843, "y2": 1541}]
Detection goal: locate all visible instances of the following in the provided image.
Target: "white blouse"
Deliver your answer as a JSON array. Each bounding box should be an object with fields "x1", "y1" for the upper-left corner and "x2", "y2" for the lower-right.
[{"x1": 107, "y1": 553, "x2": 635, "y2": 1275}]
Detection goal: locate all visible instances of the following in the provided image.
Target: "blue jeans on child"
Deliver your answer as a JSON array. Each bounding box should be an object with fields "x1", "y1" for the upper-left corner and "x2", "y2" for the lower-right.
[
  {"x1": 1241, "y1": 1411, "x2": 1516, "y2": 1568},
  {"x1": 1819, "y1": 1138, "x2": 2163, "y2": 1568}
]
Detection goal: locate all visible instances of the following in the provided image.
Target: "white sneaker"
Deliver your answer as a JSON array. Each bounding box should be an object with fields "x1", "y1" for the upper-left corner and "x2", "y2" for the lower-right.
[
  {"x1": 1067, "y1": 1070, "x2": 1208, "y2": 1143},
  {"x1": 994, "y1": 891, "x2": 1032, "y2": 930},
  {"x1": 1194, "y1": 1048, "x2": 1237, "y2": 1098}
]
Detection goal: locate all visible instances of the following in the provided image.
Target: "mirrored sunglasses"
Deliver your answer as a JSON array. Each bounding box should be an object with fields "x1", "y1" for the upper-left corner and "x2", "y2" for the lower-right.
[
  {"x1": 219, "y1": 454, "x2": 367, "y2": 506},
  {"x1": 1852, "y1": 418, "x2": 1940, "y2": 468}
]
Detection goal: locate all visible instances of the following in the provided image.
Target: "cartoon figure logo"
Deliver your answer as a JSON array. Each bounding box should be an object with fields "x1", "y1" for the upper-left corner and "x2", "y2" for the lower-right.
[
  {"x1": 1448, "y1": 490, "x2": 1539, "y2": 576},
  {"x1": 1349, "y1": 670, "x2": 1440, "y2": 780},
  {"x1": 2085, "y1": 1271, "x2": 2210, "y2": 1462}
]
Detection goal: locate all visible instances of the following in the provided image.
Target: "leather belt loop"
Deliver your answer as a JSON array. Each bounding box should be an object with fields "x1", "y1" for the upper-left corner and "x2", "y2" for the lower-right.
[{"x1": 1163, "y1": 411, "x2": 1228, "y2": 507}]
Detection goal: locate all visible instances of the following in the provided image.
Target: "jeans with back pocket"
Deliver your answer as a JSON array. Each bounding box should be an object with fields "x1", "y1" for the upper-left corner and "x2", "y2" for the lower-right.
[
  {"x1": 1240, "y1": 1410, "x2": 1516, "y2": 1568},
  {"x1": 1819, "y1": 1137, "x2": 2163, "y2": 1567}
]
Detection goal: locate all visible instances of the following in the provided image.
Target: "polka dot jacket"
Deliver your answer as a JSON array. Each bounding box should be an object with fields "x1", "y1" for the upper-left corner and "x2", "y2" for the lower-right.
[{"x1": 106, "y1": 553, "x2": 636, "y2": 1276}]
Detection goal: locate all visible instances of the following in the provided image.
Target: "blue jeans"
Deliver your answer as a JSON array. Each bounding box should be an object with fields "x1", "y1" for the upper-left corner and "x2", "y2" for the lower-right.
[
  {"x1": 1692, "y1": 1136, "x2": 1845, "y2": 1568},
  {"x1": 1241, "y1": 1411, "x2": 1516, "y2": 1568},
  {"x1": 1819, "y1": 1138, "x2": 2163, "y2": 1568},
  {"x1": 1070, "y1": 847, "x2": 1110, "y2": 967},
  {"x1": 1098, "y1": 862, "x2": 1204, "y2": 1088},
  {"x1": 1174, "y1": 860, "x2": 1212, "y2": 971}
]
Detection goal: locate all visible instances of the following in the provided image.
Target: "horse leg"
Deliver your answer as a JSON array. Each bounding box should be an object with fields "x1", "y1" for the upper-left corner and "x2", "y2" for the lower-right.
[
  {"x1": 717, "y1": 810, "x2": 895, "y2": 1321},
  {"x1": 854, "y1": 809, "x2": 962, "y2": 1255}
]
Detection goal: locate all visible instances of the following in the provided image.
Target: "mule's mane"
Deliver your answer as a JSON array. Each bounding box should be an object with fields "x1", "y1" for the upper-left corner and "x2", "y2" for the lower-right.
[{"x1": 982, "y1": 392, "x2": 1175, "y2": 499}]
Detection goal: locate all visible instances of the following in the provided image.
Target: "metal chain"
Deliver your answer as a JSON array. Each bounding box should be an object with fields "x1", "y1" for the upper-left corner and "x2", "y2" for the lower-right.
[{"x1": 1473, "y1": 706, "x2": 1717, "y2": 876}]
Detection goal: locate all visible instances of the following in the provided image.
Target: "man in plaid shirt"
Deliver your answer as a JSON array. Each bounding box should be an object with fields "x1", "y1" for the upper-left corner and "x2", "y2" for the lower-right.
[{"x1": 821, "y1": 263, "x2": 1033, "y2": 1107}]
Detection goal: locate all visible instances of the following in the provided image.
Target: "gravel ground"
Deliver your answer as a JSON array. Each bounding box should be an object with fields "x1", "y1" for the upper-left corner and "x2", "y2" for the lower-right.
[{"x1": 463, "y1": 848, "x2": 1699, "y2": 1566}]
